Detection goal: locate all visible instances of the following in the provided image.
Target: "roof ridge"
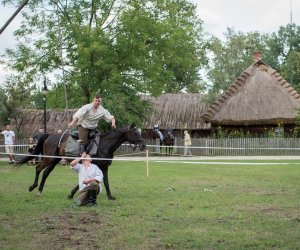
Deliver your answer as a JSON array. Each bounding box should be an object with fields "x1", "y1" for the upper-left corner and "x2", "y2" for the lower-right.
[
  {"x1": 201, "y1": 60, "x2": 300, "y2": 122},
  {"x1": 201, "y1": 69, "x2": 251, "y2": 122},
  {"x1": 270, "y1": 70, "x2": 300, "y2": 100}
]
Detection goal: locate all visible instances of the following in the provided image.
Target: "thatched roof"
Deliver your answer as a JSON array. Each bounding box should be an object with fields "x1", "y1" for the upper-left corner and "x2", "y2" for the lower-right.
[
  {"x1": 142, "y1": 93, "x2": 211, "y2": 130},
  {"x1": 13, "y1": 109, "x2": 76, "y2": 136},
  {"x1": 13, "y1": 94, "x2": 210, "y2": 137},
  {"x1": 201, "y1": 60, "x2": 300, "y2": 125}
]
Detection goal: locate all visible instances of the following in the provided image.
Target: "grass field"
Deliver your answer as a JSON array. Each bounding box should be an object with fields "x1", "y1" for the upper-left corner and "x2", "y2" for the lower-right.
[{"x1": 0, "y1": 159, "x2": 299, "y2": 249}]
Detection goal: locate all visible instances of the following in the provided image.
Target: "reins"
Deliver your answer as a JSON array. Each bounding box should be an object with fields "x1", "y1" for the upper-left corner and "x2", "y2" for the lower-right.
[{"x1": 58, "y1": 129, "x2": 69, "y2": 148}]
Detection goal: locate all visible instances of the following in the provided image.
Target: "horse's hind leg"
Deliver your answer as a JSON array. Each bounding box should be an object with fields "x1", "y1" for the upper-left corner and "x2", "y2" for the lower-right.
[
  {"x1": 67, "y1": 184, "x2": 79, "y2": 199},
  {"x1": 29, "y1": 162, "x2": 48, "y2": 192},
  {"x1": 37, "y1": 158, "x2": 61, "y2": 195}
]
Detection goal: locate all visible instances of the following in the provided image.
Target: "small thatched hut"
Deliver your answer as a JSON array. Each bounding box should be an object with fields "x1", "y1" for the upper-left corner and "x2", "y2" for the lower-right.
[
  {"x1": 11, "y1": 109, "x2": 76, "y2": 137},
  {"x1": 142, "y1": 93, "x2": 211, "y2": 137},
  {"x1": 201, "y1": 51, "x2": 300, "y2": 135}
]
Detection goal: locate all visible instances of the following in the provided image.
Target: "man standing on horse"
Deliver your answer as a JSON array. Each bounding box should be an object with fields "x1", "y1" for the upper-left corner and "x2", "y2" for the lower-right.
[
  {"x1": 68, "y1": 94, "x2": 116, "y2": 155},
  {"x1": 70, "y1": 152, "x2": 103, "y2": 206}
]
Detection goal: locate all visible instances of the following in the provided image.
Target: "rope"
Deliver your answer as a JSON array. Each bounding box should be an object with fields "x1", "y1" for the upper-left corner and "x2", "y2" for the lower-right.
[
  {"x1": 0, "y1": 151, "x2": 146, "y2": 162},
  {"x1": 1, "y1": 143, "x2": 300, "y2": 150}
]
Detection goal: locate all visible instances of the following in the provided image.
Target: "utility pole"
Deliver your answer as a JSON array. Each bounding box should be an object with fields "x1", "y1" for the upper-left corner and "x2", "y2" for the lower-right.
[
  {"x1": 0, "y1": 0, "x2": 29, "y2": 35},
  {"x1": 290, "y1": 0, "x2": 293, "y2": 24},
  {"x1": 289, "y1": 0, "x2": 293, "y2": 85},
  {"x1": 57, "y1": 7, "x2": 70, "y2": 122}
]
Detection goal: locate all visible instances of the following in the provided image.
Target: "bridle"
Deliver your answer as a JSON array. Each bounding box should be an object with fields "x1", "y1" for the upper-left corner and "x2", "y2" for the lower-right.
[{"x1": 126, "y1": 127, "x2": 144, "y2": 150}]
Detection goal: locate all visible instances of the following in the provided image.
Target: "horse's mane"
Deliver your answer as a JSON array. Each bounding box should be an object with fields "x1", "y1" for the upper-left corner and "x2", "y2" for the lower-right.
[
  {"x1": 100, "y1": 126, "x2": 127, "y2": 138},
  {"x1": 100, "y1": 131, "x2": 112, "y2": 137}
]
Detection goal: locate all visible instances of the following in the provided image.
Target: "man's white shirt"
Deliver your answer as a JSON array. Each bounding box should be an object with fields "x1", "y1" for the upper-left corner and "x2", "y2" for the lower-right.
[{"x1": 1, "y1": 130, "x2": 15, "y2": 145}]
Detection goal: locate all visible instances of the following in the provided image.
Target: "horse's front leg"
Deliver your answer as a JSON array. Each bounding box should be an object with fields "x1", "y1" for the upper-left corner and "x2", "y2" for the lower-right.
[
  {"x1": 67, "y1": 184, "x2": 79, "y2": 199},
  {"x1": 102, "y1": 167, "x2": 115, "y2": 200},
  {"x1": 29, "y1": 163, "x2": 45, "y2": 192},
  {"x1": 37, "y1": 158, "x2": 60, "y2": 195}
]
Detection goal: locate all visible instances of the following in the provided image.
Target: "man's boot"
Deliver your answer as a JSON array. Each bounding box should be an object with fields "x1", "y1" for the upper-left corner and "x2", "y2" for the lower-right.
[
  {"x1": 79, "y1": 144, "x2": 86, "y2": 156},
  {"x1": 86, "y1": 190, "x2": 97, "y2": 206}
]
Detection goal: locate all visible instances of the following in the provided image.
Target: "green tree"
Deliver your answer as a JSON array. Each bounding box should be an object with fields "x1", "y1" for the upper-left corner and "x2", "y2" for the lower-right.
[
  {"x1": 0, "y1": 75, "x2": 34, "y2": 134},
  {"x1": 115, "y1": 0, "x2": 207, "y2": 95},
  {"x1": 205, "y1": 28, "x2": 267, "y2": 102},
  {"x1": 1, "y1": 0, "x2": 207, "y2": 126},
  {"x1": 205, "y1": 24, "x2": 300, "y2": 103},
  {"x1": 266, "y1": 24, "x2": 300, "y2": 91}
]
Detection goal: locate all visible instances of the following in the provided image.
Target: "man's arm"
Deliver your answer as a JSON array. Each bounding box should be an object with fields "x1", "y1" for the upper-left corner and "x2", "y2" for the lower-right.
[
  {"x1": 102, "y1": 108, "x2": 116, "y2": 128},
  {"x1": 70, "y1": 153, "x2": 85, "y2": 167},
  {"x1": 68, "y1": 105, "x2": 88, "y2": 129},
  {"x1": 68, "y1": 116, "x2": 79, "y2": 129},
  {"x1": 111, "y1": 117, "x2": 116, "y2": 128}
]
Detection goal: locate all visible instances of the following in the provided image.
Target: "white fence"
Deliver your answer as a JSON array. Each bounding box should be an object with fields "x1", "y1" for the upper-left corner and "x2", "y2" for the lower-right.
[
  {"x1": 1, "y1": 137, "x2": 300, "y2": 158},
  {"x1": 143, "y1": 138, "x2": 300, "y2": 156}
]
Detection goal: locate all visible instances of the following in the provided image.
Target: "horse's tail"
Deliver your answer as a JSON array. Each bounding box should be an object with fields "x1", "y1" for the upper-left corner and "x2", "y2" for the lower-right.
[{"x1": 16, "y1": 134, "x2": 49, "y2": 166}]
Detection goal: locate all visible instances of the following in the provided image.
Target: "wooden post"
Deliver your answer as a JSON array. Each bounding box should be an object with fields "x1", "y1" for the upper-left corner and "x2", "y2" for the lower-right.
[{"x1": 146, "y1": 149, "x2": 149, "y2": 177}]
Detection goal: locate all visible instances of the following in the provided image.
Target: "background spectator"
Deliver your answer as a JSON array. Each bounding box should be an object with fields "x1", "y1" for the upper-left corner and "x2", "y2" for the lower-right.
[
  {"x1": 1, "y1": 125, "x2": 16, "y2": 164},
  {"x1": 27, "y1": 137, "x2": 36, "y2": 165},
  {"x1": 183, "y1": 130, "x2": 192, "y2": 156}
]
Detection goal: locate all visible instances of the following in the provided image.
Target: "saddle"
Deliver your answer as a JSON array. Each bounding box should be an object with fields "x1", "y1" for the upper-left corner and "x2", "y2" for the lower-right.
[
  {"x1": 65, "y1": 130, "x2": 100, "y2": 157},
  {"x1": 70, "y1": 130, "x2": 97, "y2": 140}
]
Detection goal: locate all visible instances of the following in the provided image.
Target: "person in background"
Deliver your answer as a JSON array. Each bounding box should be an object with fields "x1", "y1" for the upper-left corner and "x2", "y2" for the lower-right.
[
  {"x1": 153, "y1": 121, "x2": 160, "y2": 131},
  {"x1": 153, "y1": 121, "x2": 163, "y2": 142},
  {"x1": 1, "y1": 125, "x2": 16, "y2": 164},
  {"x1": 68, "y1": 94, "x2": 116, "y2": 155},
  {"x1": 32, "y1": 127, "x2": 44, "y2": 144},
  {"x1": 32, "y1": 128, "x2": 44, "y2": 163},
  {"x1": 70, "y1": 152, "x2": 103, "y2": 207},
  {"x1": 183, "y1": 130, "x2": 192, "y2": 156},
  {"x1": 27, "y1": 137, "x2": 36, "y2": 165},
  {"x1": 166, "y1": 125, "x2": 175, "y2": 141}
]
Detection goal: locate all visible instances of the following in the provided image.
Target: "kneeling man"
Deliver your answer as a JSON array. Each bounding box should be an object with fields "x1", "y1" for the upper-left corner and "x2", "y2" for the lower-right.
[{"x1": 70, "y1": 152, "x2": 103, "y2": 206}]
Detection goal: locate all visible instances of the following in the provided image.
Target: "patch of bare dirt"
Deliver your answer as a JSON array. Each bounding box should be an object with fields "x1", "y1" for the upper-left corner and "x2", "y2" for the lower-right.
[
  {"x1": 37, "y1": 210, "x2": 112, "y2": 249},
  {"x1": 235, "y1": 204, "x2": 300, "y2": 220}
]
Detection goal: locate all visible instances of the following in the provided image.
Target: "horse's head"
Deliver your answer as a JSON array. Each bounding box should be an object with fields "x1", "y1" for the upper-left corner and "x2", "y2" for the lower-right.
[{"x1": 126, "y1": 123, "x2": 146, "y2": 151}]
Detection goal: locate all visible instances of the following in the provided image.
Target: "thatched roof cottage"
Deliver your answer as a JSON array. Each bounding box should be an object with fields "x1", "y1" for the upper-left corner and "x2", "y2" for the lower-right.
[
  {"x1": 201, "y1": 51, "x2": 300, "y2": 135},
  {"x1": 142, "y1": 93, "x2": 211, "y2": 137}
]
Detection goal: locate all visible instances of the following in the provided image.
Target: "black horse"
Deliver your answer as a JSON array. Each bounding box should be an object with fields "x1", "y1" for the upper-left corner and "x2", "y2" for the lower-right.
[
  {"x1": 17, "y1": 123, "x2": 146, "y2": 200},
  {"x1": 148, "y1": 129, "x2": 174, "y2": 155},
  {"x1": 163, "y1": 132, "x2": 174, "y2": 155}
]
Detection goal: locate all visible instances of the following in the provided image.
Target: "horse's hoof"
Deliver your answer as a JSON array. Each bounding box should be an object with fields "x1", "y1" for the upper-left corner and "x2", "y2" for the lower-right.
[
  {"x1": 28, "y1": 186, "x2": 35, "y2": 192},
  {"x1": 36, "y1": 191, "x2": 42, "y2": 196},
  {"x1": 67, "y1": 194, "x2": 73, "y2": 200},
  {"x1": 108, "y1": 196, "x2": 116, "y2": 200}
]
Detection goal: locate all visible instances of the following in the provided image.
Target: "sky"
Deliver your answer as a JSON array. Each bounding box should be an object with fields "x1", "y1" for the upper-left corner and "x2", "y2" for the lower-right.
[
  {"x1": 0, "y1": 0, "x2": 299, "y2": 85},
  {"x1": 192, "y1": 0, "x2": 299, "y2": 38}
]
